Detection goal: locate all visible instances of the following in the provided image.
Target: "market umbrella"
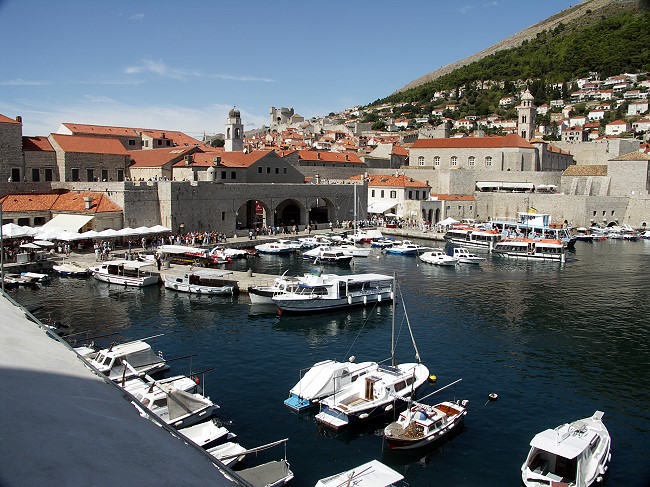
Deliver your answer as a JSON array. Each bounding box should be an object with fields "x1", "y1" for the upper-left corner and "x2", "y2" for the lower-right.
[
  {"x1": 2, "y1": 223, "x2": 30, "y2": 238},
  {"x1": 20, "y1": 243, "x2": 41, "y2": 249},
  {"x1": 33, "y1": 240, "x2": 55, "y2": 247}
]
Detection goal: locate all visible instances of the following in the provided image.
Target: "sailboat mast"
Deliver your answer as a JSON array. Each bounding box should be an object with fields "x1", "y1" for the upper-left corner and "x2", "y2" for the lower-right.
[{"x1": 391, "y1": 273, "x2": 396, "y2": 366}]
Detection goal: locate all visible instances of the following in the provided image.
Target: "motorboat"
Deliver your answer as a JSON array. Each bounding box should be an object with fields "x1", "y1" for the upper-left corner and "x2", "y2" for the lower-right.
[
  {"x1": 210, "y1": 246, "x2": 249, "y2": 260},
  {"x1": 419, "y1": 249, "x2": 458, "y2": 266},
  {"x1": 640, "y1": 230, "x2": 650, "y2": 240},
  {"x1": 52, "y1": 260, "x2": 89, "y2": 277},
  {"x1": 178, "y1": 417, "x2": 236, "y2": 449},
  {"x1": 350, "y1": 229, "x2": 383, "y2": 244},
  {"x1": 383, "y1": 379, "x2": 467, "y2": 450},
  {"x1": 521, "y1": 411, "x2": 611, "y2": 487},
  {"x1": 443, "y1": 225, "x2": 503, "y2": 251},
  {"x1": 132, "y1": 384, "x2": 217, "y2": 429},
  {"x1": 157, "y1": 244, "x2": 229, "y2": 266},
  {"x1": 254, "y1": 241, "x2": 294, "y2": 255},
  {"x1": 315, "y1": 293, "x2": 429, "y2": 429},
  {"x1": 272, "y1": 272, "x2": 394, "y2": 314},
  {"x1": 163, "y1": 269, "x2": 237, "y2": 295},
  {"x1": 450, "y1": 247, "x2": 485, "y2": 264},
  {"x1": 303, "y1": 244, "x2": 368, "y2": 260},
  {"x1": 275, "y1": 239, "x2": 302, "y2": 251},
  {"x1": 20, "y1": 271, "x2": 50, "y2": 283},
  {"x1": 284, "y1": 358, "x2": 377, "y2": 412},
  {"x1": 207, "y1": 442, "x2": 247, "y2": 468},
  {"x1": 311, "y1": 248, "x2": 353, "y2": 265},
  {"x1": 384, "y1": 240, "x2": 429, "y2": 256},
  {"x1": 315, "y1": 459, "x2": 404, "y2": 487},
  {"x1": 493, "y1": 237, "x2": 566, "y2": 263},
  {"x1": 371, "y1": 237, "x2": 399, "y2": 249},
  {"x1": 335, "y1": 244, "x2": 372, "y2": 258},
  {"x1": 247, "y1": 273, "x2": 301, "y2": 305},
  {"x1": 88, "y1": 338, "x2": 168, "y2": 381},
  {"x1": 89, "y1": 260, "x2": 159, "y2": 287},
  {"x1": 490, "y1": 212, "x2": 576, "y2": 248},
  {"x1": 237, "y1": 459, "x2": 294, "y2": 487},
  {"x1": 118, "y1": 374, "x2": 200, "y2": 398}
]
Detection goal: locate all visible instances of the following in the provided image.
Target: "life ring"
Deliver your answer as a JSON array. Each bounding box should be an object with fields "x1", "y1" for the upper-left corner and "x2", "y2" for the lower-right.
[{"x1": 488, "y1": 393, "x2": 498, "y2": 401}]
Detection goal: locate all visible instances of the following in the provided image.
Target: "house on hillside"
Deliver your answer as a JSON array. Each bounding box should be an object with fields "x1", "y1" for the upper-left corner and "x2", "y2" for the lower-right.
[{"x1": 605, "y1": 120, "x2": 631, "y2": 136}]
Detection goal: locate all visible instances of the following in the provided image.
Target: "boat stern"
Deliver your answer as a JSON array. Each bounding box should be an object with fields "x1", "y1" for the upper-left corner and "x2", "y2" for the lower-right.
[{"x1": 283, "y1": 393, "x2": 314, "y2": 412}]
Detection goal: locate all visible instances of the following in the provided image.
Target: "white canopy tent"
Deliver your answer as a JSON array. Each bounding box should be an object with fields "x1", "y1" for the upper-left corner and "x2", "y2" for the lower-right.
[
  {"x1": 42, "y1": 214, "x2": 94, "y2": 232},
  {"x1": 438, "y1": 217, "x2": 459, "y2": 226},
  {"x1": 1, "y1": 223, "x2": 30, "y2": 238}
]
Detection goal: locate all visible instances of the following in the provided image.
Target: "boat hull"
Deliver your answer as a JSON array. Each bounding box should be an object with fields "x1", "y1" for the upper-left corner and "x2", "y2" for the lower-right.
[
  {"x1": 92, "y1": 272, "x2": 159, "y2": 287},
  {"x1": 164, "y1": 280, "x2": 235, "y2": 295},
  {"x1": 274, "y1": 291, "x2": 393, "y2": 313}
]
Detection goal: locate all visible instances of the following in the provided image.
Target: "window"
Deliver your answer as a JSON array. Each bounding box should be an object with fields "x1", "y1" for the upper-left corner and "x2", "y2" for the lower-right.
[
  {"x1": 258, "y1": 167, "x2": 262, "y2": 173},
  {"x1": 231, "y1": 171, "x2": 236, "y2": 179},
  {"x1": 371, "y1": 190, "x2": 375, "y2": 197},
  {"x1": 34, "y1": 217, "x2": 45, "y2": 226},
  {"x1": 71, "y1": 168, "x2": 79, "y2": 181},
  {"x1": 87, "y1": 169, "x2": 94, "y2": 181},
  {"x1": 451, "y1": 156, "x2": 458, "y2": 166},
  {"x1": 434, "y1": 156, "x2": 440, "y2": 166},
  {"x1": 11, "y1": 168, "x2": 20, "y2": 181},
  {"x1": 485, "y1": 156, "x2": 493, "y2": 167},
  {"x1": 468, "y1": 156, "x2": 475, "y2": 167},
  {"x1": 117, "y1": 169, "x2": 124, "y2": 182},
  {"x1": 128, "y1": 139, "x2": 136, "y2": 146},
  {"x1": 101, "y1": 169, "x2": 108, "y2": 181},
  {"x1": 221, "y1": 211, "x2": 226, "y2": 221},
  {"x1": 157, "y1": 140, "x2": 163, "y2": 146},
  {"x1": 283, "y1": 168, "x2": 287, "y2": 174},
  {"x1": 31, "y1": 168, "x2": 40, "y2": 182},
  {"x1": 143, "y1": 140, "x2": 149, "y2": 147},
  {"x1": 275, "y1": 167, "x2": 279, "y2": 174},
  {"x1": 221, "y1": 170, "x2": 226, "y2": 179},
  {"x1": 45, "y1": 168, "x2": 53, "y2": 182},
  {"x1": 266, "y1": 167, "x2": 271, "y2": 174},
  {"x1": 418, "y1": 156, "x2": 425, "y2": 166},
  {"x1": 408, "y1": 190, "x2": 413, "y2": 199},
  {"x1": 380, "y1": 190, "x2": 385, "y2": 198},
  {"x1": 390, "y1": 191, "x2": 397, "y2": 198}
]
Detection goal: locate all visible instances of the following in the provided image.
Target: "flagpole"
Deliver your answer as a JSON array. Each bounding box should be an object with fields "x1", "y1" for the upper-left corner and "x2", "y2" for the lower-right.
[{"x1": 1, "y1": 202, "x2": 4, "y2": 293}]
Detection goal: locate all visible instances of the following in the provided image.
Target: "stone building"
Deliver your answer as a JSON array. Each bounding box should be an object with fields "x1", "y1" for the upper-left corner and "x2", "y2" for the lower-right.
[
  {"x1": 23, "y1": 136, "x2": 57, "y2": 182},
  {"x1": 224, "y1": 107, "x2": 244, "y2": 152},
  {"x1": 0, "y1": 114, "x2": 24, "y2": 181},
  {"x1": 353, "y1": 173, "x2": 433, "y2": 221}
]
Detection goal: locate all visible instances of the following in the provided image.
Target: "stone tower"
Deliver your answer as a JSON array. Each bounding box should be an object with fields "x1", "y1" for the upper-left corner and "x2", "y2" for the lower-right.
[
  {"x1": 225, "y1": 107, "x2": 243, "y2": 152},
  {"x1": 517, "y1": 89, "x2": 536, "y2": 140}
]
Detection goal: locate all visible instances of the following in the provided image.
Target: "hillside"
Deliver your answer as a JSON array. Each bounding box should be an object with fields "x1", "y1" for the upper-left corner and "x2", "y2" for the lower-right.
[{"x1": 393, "y1": 0, "x2": 647, "y2": 95}]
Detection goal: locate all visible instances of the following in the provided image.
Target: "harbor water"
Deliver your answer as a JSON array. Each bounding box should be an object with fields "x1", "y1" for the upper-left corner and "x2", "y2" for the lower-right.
[{"x1": 11, "y1": 239, "x2": 650, "y2": 486}]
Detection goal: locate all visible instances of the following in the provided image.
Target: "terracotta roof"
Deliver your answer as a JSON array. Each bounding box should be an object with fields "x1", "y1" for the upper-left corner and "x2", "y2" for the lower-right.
[
  {"x1": 0, "y1": 114, "x2": 20, "y2": 124},
  {"x1": 610, "y1": 151, "x2": 650, "y2": 161},
  {"x1": 392, "y1": 145, "x2": 409, "y2": 156},
  {"x1": 607, "y1": 119, "x2": 628, "y2": 125},
  {"x1": 298, "y1": 150, "x2": 362, "y2": 164},
  {"x1": 22, "y1": 136, "x2": 54, "y2": 152},
  {"x1": 60, "y1": 123, "x2": 206, "y2": 148},
  {"x1": 430, "y1": 194, "x2": 476, "y2": 201},
  {"x1": 563, "y1": 165, "x2": 608, "y2": 176},
  {"x1": 175, "y1": 150, "x2": 273, "y2": 168},
  {"x1": 411, "y1": 133, "x2": 533, "y2": 149},
  {"x1": 0, "y1": 191, "x2": 122, "y2": 213},
  {"x1": 546, "y1": 144, "x2": 572, "y2": 155},
  {"x1": 49, "y1": 134, "x2": 128, "y2": 155},
  {"x1": 129, "y1": 147, "x2": 196, "y2": 168},
  {"x1": 350, "y1": 174, "x2": 428, "y2": 188}
]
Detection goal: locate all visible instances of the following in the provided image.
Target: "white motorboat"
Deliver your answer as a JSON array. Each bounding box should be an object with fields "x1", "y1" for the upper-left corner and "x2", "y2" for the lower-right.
[
  {"x1": 207, "y1": 442, "x2": 247, "y2": 468},
  {"x1": 255, "y1": 241, "x2": 294, "y2": 255},
  {"x1": 521, "y1": 411, "x2": 611, "y2": 487},
  {"x1": 247, "y1": 273, "x2": 301, "y2": 305},
  {"x1": 178, "y1": 417, "x2": 236, "y2": 449},
  {"x1": 20, "y1": 271, "x2": 50, "y2": 283},
  {"x1": 311, "y1": 248, "x2": 353, "y2": 265},
  {"x1": 237, "y1": 460, "x2": 294, "y2": 487},
  {"x1": 88, "y1": 338, "x2": 168, "y2": 381},
  {"x1": 419, "y1": 249, "x2": 458, "y2": 266},
  {"x1": 52, "y1": 260, "x2": 89, "y2": 277},
  {"x1": 89, "y1": 260, "x2": 159, "y2": 287},
  {"x1": 372, "y1": 237, "x2": 399, "y2": 249},
  {"x1": 284, "y1": 358, "x2": 377, "y2": 411},
  {"x1": 132, "y1": 384, "x2": 217, "y2": 429},
  {"x1": 334, "y1": 244, "x2": 372, "y2": 258},
  {"x1": 119, "y1": 374, "x2": 199, "y2": 398},
  {"x1": 272, "y1": 272, "x2": 394, "y2": 314},
  {"x1": 450, "y1": 247, "x2": 485, "y2": 264},
  {"x1": 315, "y1": 459, "x2": 404, "y2": 487},
  {"x1": 383, "y1": 379, "x2": 467, "y2": 450},
  {"x1": 493, "y1": 237, "x2": 566, "y2": 263},
  {"x1": 384, "y1": 240, "x2": 429, "y2": 256},
  {"x1": 303, "y1": 244, "x2": 368, "y2": 260},
  {"x1": 163, "y1": 269, "x2": 237, "y2": 295},
  {"x1": 315, "y1": 294, "x2": 429, "y2": 429}
]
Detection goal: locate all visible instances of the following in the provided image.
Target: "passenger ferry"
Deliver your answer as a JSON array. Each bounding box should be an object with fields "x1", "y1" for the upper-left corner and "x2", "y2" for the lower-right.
[
  {"x1": 443, "y1": 225, "x2": 503, "y2": 251},
  {"x1": 493, "y1": 237, "x2": 566, "y2": 263},
  {"x1": 490, "y1": 212, "x2": 576, "y2": 248}
]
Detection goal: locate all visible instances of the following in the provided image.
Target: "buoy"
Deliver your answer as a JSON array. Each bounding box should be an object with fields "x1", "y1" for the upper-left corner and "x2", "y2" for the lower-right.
[
  {"x1": 429, "y1": 374, "x2": 437, "y2": 382},
  {"x1": 194, "y1": 377, "x2": 200, "y2": 384},
  {"x1": 363, "y1": 296, "x2": 367, "y2": 305},
  {"x1": 488, "y1": 393, "x2": 498, "y2": 401},
  {"x1": 348, "y1": 295, "x2": 353, "y2": 305}
]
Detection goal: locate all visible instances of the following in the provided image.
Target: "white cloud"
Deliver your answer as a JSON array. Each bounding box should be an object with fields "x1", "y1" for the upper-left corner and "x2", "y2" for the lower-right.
[
  {"x1": 129, "y1": 13, "x2": 145, "y2": 21},
  {"x1": 0, "y1": 79, "x2": 49, "y2": 86},
  {"x1": 124, "y1": 59, "x2": 273, "y2": 83},
  {"x1": 483, "y1": 1, "x2": 498, "y2": 7},
  {"x1": 458, "y1": 5, "x2": 473, "y2": 14}
]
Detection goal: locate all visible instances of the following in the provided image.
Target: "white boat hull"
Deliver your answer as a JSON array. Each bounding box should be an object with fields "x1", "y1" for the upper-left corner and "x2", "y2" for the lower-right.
[
  {"x1": 164, "y1": 280, "x2": 235, "y2": 295},
  {"x1": 274, "y1": 290, "x2": 393, "y2": 313}
]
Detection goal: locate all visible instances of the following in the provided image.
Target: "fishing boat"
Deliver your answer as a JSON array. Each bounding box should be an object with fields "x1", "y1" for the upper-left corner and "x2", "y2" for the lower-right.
[
  {"x1": 443, "y1": 225, "x2": 503, "y2": 251},
  {"x1": 384, "y1": 240, "x2": 429, "y2": 256},
  {"x1": 450, "y1": 247, "x2": 485, "y2": 264},
  {"x1": 89, "y1": 260, "x2": 159, "y2": 287},
  {"x1": 315, "y1": 459, "x2": 404, "y2": 487},
  {"x1": 247, "y1": 272, "x2": 301, "y2": 305},
  {"x1": 284, "y1": 358, "x2": 377, "y2": 412},
  {"x1": 383, "y1": 378, "x2": 467, "y2": 450},
  {"x1": 493, "y1": 237, "x2": 566, "y2": 263},
  {"x1": 521, "y1": 411, "x2": 611, "y2": 487},
  {"x1": 52, "y1": 260, "x2": 89, "y2": 277},
  {"x1": 87, "y1": 337, "x2": 168, "y2": 381},
  {"x1": 272, "y1": 272, "x2": 394, "y2": 314},
  {"x1": 314, "y1": 293, "x2": 429, "y2": 429},
  {"x1": 418, "y1": 249, "x2": 458, "y2": 266},
  {"x1": 163, "y1": 269, "x2": 237, "y2": 295}
]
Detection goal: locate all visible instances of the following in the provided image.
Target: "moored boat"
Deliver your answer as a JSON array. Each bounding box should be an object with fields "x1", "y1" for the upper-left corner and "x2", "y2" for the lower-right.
[
  {"x1": 315, "y1": 459, "x2": 404, "y2": 487},
  {"x1": 384, "y1": 240, "x2": 429, "y2": 256},
  {"x1": 521, "y1": 411, "x2": 611, "y2": 487},
  {"x1": 52, "y1": 260, "x2": 89, "y2": 277},
  {"x1": 493, "y1": 237, "x2": 566, "y2": 263},
  {"x1": 88, "y1": 338, "x2": 168, "y2": 381},
  {"x1": 248, "y1": 273, "x2": 301, "y2": 305},
  {"x1": 419, "y1": 249, "x2": 458, "y2": 266},
  {"x1": 255, "y1": 241, "x2": 294, "y2": 255},
  {"x1": 450, "y1": 247, "x2": 485, "y2": 264},
  {"x1": 444, "y1": 225, "x2": 503, "y2": 251},
  {"x1": 89, "y1": 260, "x2": 159, "y2": 287},
  {"x1": 177, "y1": 417, "x2": 236, "y2": 449},
  {"x1": 163, "y1": 269, "x2": 237, "y2": 295}
]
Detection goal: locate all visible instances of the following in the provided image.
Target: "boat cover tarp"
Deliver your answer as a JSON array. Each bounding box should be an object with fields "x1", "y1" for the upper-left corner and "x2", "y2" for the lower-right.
[
  {"x1": 167, "y1": 389, "x2": 211, "y2": 421},
  {"x1": 237, "y1": 460, "x2": 292, "y2": 486}
]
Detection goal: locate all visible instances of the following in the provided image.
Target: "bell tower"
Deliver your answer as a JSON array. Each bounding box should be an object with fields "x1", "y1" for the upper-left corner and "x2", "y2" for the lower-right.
[
  {"x1": 225, "y1": 106, "x2": 244, "y2": 152},
  {"x1": 517, "y1": 89, "x2": 536, "y2": 140}
]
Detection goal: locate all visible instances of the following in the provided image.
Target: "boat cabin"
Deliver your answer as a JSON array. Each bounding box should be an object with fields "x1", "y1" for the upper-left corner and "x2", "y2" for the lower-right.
[{"x1": 90, "y1": 340, "x2": 167, "y2": 379}]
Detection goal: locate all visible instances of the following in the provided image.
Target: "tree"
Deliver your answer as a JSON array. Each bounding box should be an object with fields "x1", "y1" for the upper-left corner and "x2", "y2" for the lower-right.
[
  {"x1": 371, "y1": 121, "x2": 386, "y2": 131},
  {"x1": 211, "y1": 138, "x2": 225, "y2": 148}
]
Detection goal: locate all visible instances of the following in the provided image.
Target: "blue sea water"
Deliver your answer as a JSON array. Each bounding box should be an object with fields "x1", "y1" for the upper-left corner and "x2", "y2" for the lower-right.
[{"x1": 12, "y1": 239, "x2": 650, "y2": 486}]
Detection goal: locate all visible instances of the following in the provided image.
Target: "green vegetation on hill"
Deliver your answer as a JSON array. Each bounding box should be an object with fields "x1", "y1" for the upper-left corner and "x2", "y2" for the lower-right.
[{"x1": 373, "y1": 12, "x2": 650, "y2": 110}]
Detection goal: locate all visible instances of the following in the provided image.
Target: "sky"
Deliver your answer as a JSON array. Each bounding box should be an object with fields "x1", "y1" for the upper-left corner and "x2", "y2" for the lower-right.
[{"x1": 0, "y1": 0, "x2": 577, "y2": 138}]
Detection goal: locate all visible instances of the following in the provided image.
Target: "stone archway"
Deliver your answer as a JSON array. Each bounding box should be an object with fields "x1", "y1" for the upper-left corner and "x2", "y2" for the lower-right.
[{"x1": 306, "y1": 197, "x2": 334, "y2": 225}]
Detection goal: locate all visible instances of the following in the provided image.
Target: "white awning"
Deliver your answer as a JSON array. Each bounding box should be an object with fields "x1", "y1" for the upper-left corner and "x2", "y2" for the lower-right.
[
  {"x1": 476, "y1": 181, "x2": 534, "y2": 190},
  {"x1": 367, "y1": 201, "x2": 396, "y2": 214},
  {"x1": 501, "y1": 182, "x2": 534, "y2": 189},
  {"x1": 43, "y1": 214, "x2": 94, "y2": 232}
]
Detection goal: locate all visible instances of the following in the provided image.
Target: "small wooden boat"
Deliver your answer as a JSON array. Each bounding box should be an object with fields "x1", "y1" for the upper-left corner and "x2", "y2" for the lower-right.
[{"x1": 315, "y1": 459, "x2": 404, "y2": 487}]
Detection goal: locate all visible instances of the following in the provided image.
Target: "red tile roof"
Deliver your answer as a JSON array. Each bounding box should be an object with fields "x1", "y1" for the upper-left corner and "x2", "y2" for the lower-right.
[
  {"x1": 430, "y1": 194, "x2": 476, "y2": 201},
  {"x1": 175, "y1": 150, "x2": 273, "y2": 168},
  {"x1": 0, "y1": 191, "x2": 121, "y2": 213},
  {"x1": 350, "y1": 174, "x2": 428, "y2": 188},
  {"x1": 392, "y1": 145, "x2": 409, "y2": 156},
  {"x1": 129, "y1": 147, "x2": 196, "y2": 168},
  {"x1": 411, "y1": 133, "x2": 533, "y2": 149},
  {"x1": 298, "y1": 150, "x2": 362, "y2": 164},
  {"x1": 22, "y1": 136, "x2": 54, "y2": 152},
  {"x1": 49, "y1": 134, "x2": 128, "y2": 155},
  {"x1": 0, "y1": 114, "x2": 21, "y2": 124},
  {"x1": 60, "y1": 123, "x2": 207, "y2": 148}
]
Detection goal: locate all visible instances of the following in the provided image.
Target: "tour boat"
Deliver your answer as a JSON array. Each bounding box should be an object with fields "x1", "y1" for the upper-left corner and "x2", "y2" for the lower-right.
[
  {"x1": 443, "y1": 225, "x2": 503, "y2": 250},
  {"x1": 284, "y1": 358, "x2": 377, "y2": 412},
  {"x1": 272, "y1": 272, "x2": 394, "y2": 314},
  {"x1": 315, "y1": 459, "x2": 404, "y2": 487},
  {"x1": 383, "y1": 379, "x2": 467, "y2": 450},
  {"x1": 418, "y1": 249, "x2": 458, "y2": 266},
  {"x1": 521, "y1": 411, "x2": 611, "y2": 487},
  {"x1": 163, "y1": 269, "x2": 237, "y2": 295},
  {"x1": 248, "y1": 273, "x2": 301, "y2": 305},
  {"x1": 493, "y1": 237, "x2": 566, "y2": 263},
  {"x1": 490, "y1": 212, "x2": 576, "y2": 248},
  {"x1": 89, "y1": 260, "x2": 159, "y2": 287},
  {"x1": 88, "y1": 338, "x2": 168, "y2": 381},
  {"x1": 450, "y1": 247, "x2": 485, "y2": 264},
  {"x1": 384, "y1": 240, "x2": 429, "y2": 256}
]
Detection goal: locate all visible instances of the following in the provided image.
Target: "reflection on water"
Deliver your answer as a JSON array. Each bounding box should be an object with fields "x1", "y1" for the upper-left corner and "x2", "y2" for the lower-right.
[{"x1": 10, "y1": 240, "x2": 650, "y2": 487}]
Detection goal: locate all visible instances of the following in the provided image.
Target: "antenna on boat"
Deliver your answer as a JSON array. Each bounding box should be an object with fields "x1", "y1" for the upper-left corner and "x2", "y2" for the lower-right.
[
  {"x1": 391, "y1": 272, "x2": 396, "y2": 367},
  {"x1": 397, "y1": 281, "x2": 422, "y2": 363}
]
